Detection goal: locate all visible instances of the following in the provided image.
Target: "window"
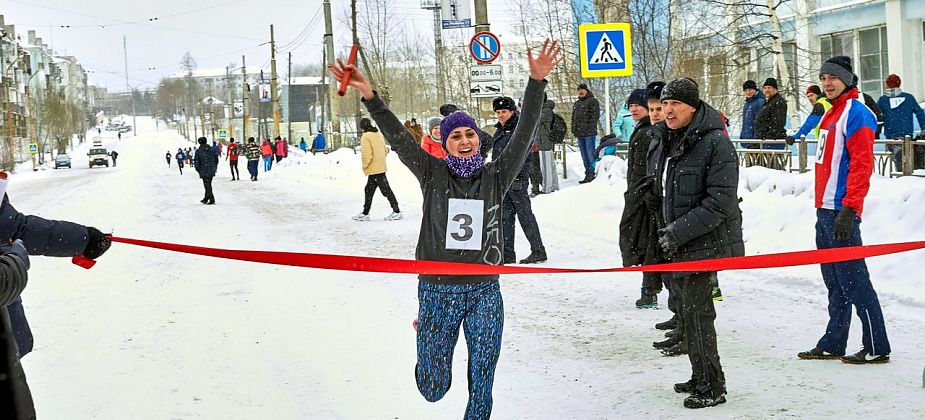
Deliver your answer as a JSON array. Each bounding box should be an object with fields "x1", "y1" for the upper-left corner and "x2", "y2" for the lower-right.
[
  {"x1": 783, "y1": 42, "x2": 798, "y2": 93},
  {"x1": 820, "y1": 31, "x2": 853, "y2": 59},
  {"x1": 858, "y1": 26, "x2": 888, "y2": 97}
]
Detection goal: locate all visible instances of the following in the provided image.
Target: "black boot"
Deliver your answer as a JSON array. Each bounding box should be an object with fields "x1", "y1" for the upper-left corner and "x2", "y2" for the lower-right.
[
  {"x1": 635, "y1": 288, "x2": 658, "y2": 309},
  {"x1": 684, "y1": 392, "x2": 727, "y2": 409},
  {"x1": 674, "y1": 380, "x2": 695, "y2": 394},
  {"x1": 519, "y1": 250, "x2": 547, "y2": 264},
  {"x1": 661, "y1": 341, "x2": 687, "y2": 356},
  {"x1": 665, "y1": 329, "x2": 681, "y2": 339},
  {"x1": 200, "y1": 198, "x2": 208, "y2": 204},
  {"x1": 655, "y1": 316, "x2": 678, "y2": 330},
  {"x1": 653, "y1": 335, "x2": 681, "y2": 349}
]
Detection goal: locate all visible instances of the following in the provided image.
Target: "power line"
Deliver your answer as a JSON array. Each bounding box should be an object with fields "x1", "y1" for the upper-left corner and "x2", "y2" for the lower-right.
[{"x1": 9, "y1": 0, "x2": 246, "y2": 28}]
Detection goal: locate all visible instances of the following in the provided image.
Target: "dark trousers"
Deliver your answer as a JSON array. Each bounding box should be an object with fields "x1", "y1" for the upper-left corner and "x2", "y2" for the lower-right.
[
  {"x1": 275, "y1": 155, "x2": 283, "y2": 163},
  {"x1": 178, "y1": 163, "x2": 184, "y2": 174},
  {"x1": 363, "y1": 173, "x2": 400, "y2": 214},
  {"x1": 202, "y1": 177, "x2": 214, "y2": 202},
  {"x1": 814, "y1": 208, "x2": 891, "y2": 355},
  {"x1": 6, "y1": 296, "x2": 33, "y2": 357},
  {"x1": 641, "y1": 271, "x2": 663, "y2": 295},
  {"x1": 664, "y1": 277, "x2": 680, "y2": 315},
  {"x1": 501, "y1": 180, "x2": 545, "y2": 261},
  {"x1": 229, "y1": 159, "x2": 240, "y2": 179},
  {"x1": 528, "y1": 151, "x2": 542, "y2": 193},
  {"x1": 247, "y1": 160, "x2": 259, "y2": 179},
  {"x1": 679, "y1": 271, "x2": 725, "y2": 397},
  {"x1": 577, "y1": 135, "x2": 597, "y2": 179}
]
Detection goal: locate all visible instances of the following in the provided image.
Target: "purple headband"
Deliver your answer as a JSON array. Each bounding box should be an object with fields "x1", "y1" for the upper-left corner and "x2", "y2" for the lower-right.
[{"x1": 439, "y1": 111, "x2": 482, "y2": 146}]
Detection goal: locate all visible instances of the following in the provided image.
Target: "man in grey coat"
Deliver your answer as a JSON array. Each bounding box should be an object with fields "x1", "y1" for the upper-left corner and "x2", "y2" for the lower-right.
[{"x1": 532, "y1": 94, "x2": 559, "y2": 195}]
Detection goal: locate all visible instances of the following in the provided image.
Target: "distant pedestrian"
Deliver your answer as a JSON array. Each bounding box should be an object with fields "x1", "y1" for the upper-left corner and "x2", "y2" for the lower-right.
[
  {"x1": 788, "y1": 85, "x2": 831, "y2": 144},
  {"x1": 260, "y1": 139, "x2": 273, "y2": 171},
  {"x1": 877, "y1": 74, "x2": 925, "y2": 171},
  {"x1": 226, "y1": 138, "x2": 241, "y2": 181},
  {"x1": 175, "y1": 148, "x2": 186, "y2": 175},
  {"x1": 117, "y1": 132, "x2": 121, "y2": 141},
  {"x1": 274, "y1": 136, "x2": 288, "y2": 163},
  {"x1": 194, "y1": 137, "x2": 218, "y2": 205},
  {"x1": 572, "y1": 82, "x2": 601, "y2": 183},
  {"x1": 166, "y1": 151, "x2": 172, "y2": 167},
  {"x1": 312, "y1": 130, "x2": 326, "y2": 154},
  {"x1": 532, "y1": 93, "x2": 559, "y2": 194},
  {"x1": 420, "y1": 117, "x2": 447, "y2": 159},
  {"x1": 244, "y1": 137, "x2": 261, "y2": 181},
  {"x1": 109, "y1": 150, "x2": 119, "y2": 167},
  {"x1": 754, "y1": 77, "x2": 788, "y2": 149},
  {"x1": 354, "y1": 118, "x2": 401, "y2": 221},
  {"x1": 739, "y1": 80, "x2": 765, "y2": 148},
  {"x1": 299, "y1": 137, "x2": 308, "y2": 152}
]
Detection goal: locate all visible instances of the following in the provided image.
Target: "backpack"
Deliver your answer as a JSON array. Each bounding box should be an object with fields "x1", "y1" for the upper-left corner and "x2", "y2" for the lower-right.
[{"x1": 549, "y1": 113, "x2": 567, "y2": 144}]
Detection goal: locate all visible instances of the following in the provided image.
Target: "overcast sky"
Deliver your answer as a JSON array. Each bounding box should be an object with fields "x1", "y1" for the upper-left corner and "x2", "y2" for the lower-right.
[{"x1": 3, "y1": 0, "x2": 521, "y2": 91}]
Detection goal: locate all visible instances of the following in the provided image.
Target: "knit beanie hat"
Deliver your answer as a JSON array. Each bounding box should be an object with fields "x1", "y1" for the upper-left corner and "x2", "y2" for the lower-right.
[
  {"x1": 577, "y1": 82, "x2": 589, "y2": 91},
  {"x1": 492, "y1": 96, "x2": 517, "y2": 112},
  {"x1": 198, "y1": 137, "x2": 208, "y2": 145},
  {"x1": 763, "y1": 78, "x2": 778, "y2": 89},
  {"x1": 439, "y1": 103, "x2": 459, "y2": 117},
  {"x1": 742, "y1": 80, "x2": 758, "y2": 91},
  {"x1": 885, "y1": 74, "x2": 901, "y2": 88},
  {"x1": 627, "y1": 88, "x2": 648, "y2": 107},
  {"x1": 819, "y1": 56, "x2": 856, "y2": 87},
  {"x1": 806, "y1": 85, "x2": 822, "y2": 96},
  {"x1": 660, "y1": 78, "x2": 700, "y2": 109},
  {"x1": 646, "y1": 81, "x2": 665, "y2": 101},
  {"x1": 439, "y1": 111, "x2": 481, "y2": 145},
  {"x1": 427, "y1": 117, "x2": 442, "y2": 133},
  {"x1": 359, "y1": 118, "x2": 376, "y2": 133}
]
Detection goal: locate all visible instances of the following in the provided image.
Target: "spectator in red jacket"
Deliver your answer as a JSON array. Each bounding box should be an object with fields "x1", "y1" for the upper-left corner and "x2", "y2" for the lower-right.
[
  {"x1": 274, "y1": 136, "x2": 288, "y2": 163},
  {"x1": 420, "y1": 117, "x2": 447, "y2": 159}
]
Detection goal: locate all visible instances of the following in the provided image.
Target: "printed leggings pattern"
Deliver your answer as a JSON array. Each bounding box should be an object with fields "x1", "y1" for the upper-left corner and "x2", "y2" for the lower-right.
[{"x1": 416, "y1": 280, "x2": 503, "y2": 419}]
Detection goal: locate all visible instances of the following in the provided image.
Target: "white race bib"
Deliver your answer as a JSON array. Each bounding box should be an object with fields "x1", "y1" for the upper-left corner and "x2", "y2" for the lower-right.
[
  {"x1": 815, "y1": 129, "x2": 828, "y2": 164},
  {"x1": 446, "y1": 198, "x2": 484, "y2": 251},
  {"x1": 889, "y1": 97, "x2": 905, "y2": 109}
]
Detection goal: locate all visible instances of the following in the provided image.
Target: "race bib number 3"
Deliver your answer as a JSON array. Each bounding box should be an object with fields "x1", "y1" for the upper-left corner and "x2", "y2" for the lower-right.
[
  {"x1": 815, "y1": 129, "x2": 828, "y2": 164},
  {"x1": 446, "y1": 199, "x2": 484, "y2": 251}
]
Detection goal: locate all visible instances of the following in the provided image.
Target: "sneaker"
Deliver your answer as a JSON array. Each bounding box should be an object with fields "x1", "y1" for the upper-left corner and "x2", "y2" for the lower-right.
[
  {"x1": 653, "y1": 335, "x2": 681, "y2": 350},
  {"x1": 518, "y1": 251, "x2": 547, "y2": 264},
  {"x1": 661, "y1": 341, "x2": 687, "y2": 356},
  {"x1": 655, "y1": 316, "x2": 678, "y2": 330},
  {"x1": 384, "y1": 212, "x2": 402, "y2": 221},
  {"x1": 684, "y1": 392, "x2": 726, "y2": 409},
  {"x1": 352, "y1": 213, "x2": 370, "y2": 221},
  {"x1": 797, "y1": 347, "x2": 842, "y2": 360},
  {"x1": 674, "y1": 380, "x2": 695, "y2": 394},
  {"x1": 841, "y1": 348, "x2": 890, "y2": 364},
  {"x1": 635, "y1": 289, "x2": 658, "y2": 309},
  {"x1": 712, "y1": 287, "x2": 723, "y2": 302}
]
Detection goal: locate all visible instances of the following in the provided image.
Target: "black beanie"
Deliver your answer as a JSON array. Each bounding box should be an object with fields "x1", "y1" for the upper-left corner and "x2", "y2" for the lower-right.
[
  {"x1": 492, "y1": 96, "x2": 517, "y2": 112},
  {"x1": 819, "y1": 56, "x2": 856, "y2": 87},
  {"x1": 646, "y1": 81, "x2": 665, "y2": 101},
  {"x1": 660, "y1": 78, "x2": 700, "y2": 109},
  {"x1": 197, "y1": 136, "x2": 208, "y2": 145},
  {"x1": 439, "y1": 104, "x2": 459, "y2": 117},
  {"x1": 763, "y1": 78, "x2": 778, "y2": 89},
  {"x1": 806, "y1": 85, "x2": 822, "y2": 96},
  {"x1": 743, "y1": 80, "x2": 758, "y2": 91},
  {"x1": 627, "y1": 88, "x2": 648, "y2": 107},
  {"x1": 359, "y1": 117, "x2": 377, "y2": 133}
]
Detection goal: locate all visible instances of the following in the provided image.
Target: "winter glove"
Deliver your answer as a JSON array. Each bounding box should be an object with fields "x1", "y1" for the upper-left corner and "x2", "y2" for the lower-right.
[
  {"x1": 833, "y1": 207, "x2": 856, "y2": 242},
  {"x1": 657, "y1": 227, "x2": 680, "y2": 258},
  {"x1": 785, "y1": 136, "x2": 795, "y2": 146},
  {"x1": 82, "y1": 227, "x2": 112, "y2": 260},
  {"x1": 643, "y1": 189, "x2": 660, "y2": 214},
  {"x1": 1, "y1": 239, "x2": 30, "y2": 270}
]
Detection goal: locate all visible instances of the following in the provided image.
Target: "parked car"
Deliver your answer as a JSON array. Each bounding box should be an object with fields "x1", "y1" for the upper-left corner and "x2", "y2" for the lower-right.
[
  {"x1": 118, "y1": 125, "x2": 132, "y2": 133},
  {"x1": 88, "y1": 148, "x2": 110, "y2": 168},
  {"x1": 54, "y1": 153, "x2": 71, "y2": 169}
]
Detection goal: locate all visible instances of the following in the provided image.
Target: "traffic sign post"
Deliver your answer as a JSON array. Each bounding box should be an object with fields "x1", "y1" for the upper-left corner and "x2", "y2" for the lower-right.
[
  {"x1": 578, "y1": 23, "x2": 633, "y2": 78},
  {"x1": 469, "y1": 31, "x2": 501, "y2": 64},
  {"x1": 28, "y1": 143, "x2": 38, "y2": 154},
  {"x1": 218, "y1": 129, "x2": 228, "y2": 141}
]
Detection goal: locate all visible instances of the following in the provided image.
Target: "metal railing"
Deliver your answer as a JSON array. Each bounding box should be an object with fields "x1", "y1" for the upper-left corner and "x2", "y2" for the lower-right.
[{"x1": 738, "y1": 136, "x2": 924, "y2": 177}]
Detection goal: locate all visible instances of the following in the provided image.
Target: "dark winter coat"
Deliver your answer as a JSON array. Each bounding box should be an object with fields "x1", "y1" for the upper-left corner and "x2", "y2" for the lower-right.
[
  {"x1": 571, "y1": 93, "x2": 600, "y2": 137},
  {"x1": 491, "y1": 113, "x2": 532, "y2": 183},
  {"x1": 194, "y1": 144, "x2": 219, "y2": 179},
  {"x1": 0, "y1": 197, "x2": 90, "y2": 258},
  {"x1": 312, "y1": 134, "x2": 326, "y2": 151},
  {"x1": 364, "y1": 78, "x2": 547, "y2": 285},
  {"x1": 739, "y1": 92, "x2": 765, "y2": 140},
  {"x1": 0, "y1": 251, "x2": 33, "y2": 420},
  {"x1": 619, "y1": 175, "x2": 663, "y2": 266},
  {"x1": 862, "y1": 92, "x2": 885, "y2": 138},
  {"x1": 534, "y1": 99, "x2": 556, "y2": 151},
  {"x1": 754, "y1": 92, "x2": 788, "y2": 139},
  {"x1": 176, "y1": 151, "x2": 186, "y2": 165},
  {"x1": 877, "y1": 91, "x2": 924, "y2": 139},
  {"x1": 626, "y1": 116, "x2": 653, "y2": 185},
  {"x1": 646, "y1": 103, "x2": 745, "y2": 268}
]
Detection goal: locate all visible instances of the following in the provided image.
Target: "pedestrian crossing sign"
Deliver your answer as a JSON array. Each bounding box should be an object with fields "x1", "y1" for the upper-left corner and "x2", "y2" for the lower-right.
[
  {"x1": 218, "y1": 129, "x2": 228, "y2": 140},
  {"x1": 28, "y1": 143, "x2": 38, "y2": 154},
  {"x1": 579, "y1": 23, "x2": 633, "y2": 78}
]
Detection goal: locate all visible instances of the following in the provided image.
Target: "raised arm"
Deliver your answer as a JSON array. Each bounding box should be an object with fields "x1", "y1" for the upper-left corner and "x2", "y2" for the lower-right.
[{"x1": 494, "y1": 39, "x2": 562, "y2": 188}]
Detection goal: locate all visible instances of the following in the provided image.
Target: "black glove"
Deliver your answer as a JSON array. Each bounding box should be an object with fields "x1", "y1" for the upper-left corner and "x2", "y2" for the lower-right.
[
  {"x1": 785, "y1": 136, "x2": 795, "y2": 146},
  {"x1": 657, "y1": 227, "x2": 680, "y2": 258},
  {"x1": 833, "y1": 207, "x2": 856, "y2": 242},
  {"x1": 83, "y1": 227, "x2": 112, "y2": 260},
  {"x1": 1, "y1": 239, "x2": 30, "y2": 270},
  {"x1": 643, "y1": 189, "x2": 660, "y2": 214}
]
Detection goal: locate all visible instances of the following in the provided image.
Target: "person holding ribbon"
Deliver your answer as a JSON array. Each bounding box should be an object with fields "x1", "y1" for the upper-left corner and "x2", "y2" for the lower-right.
[{"x1": 330, "y1": 38, "x2": 561, "y2": 419}]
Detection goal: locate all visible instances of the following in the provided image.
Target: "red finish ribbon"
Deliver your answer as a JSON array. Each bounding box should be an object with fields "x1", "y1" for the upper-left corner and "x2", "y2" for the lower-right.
[{"x1": 106, "y1": 236, "x2": 925, "y2": 275}]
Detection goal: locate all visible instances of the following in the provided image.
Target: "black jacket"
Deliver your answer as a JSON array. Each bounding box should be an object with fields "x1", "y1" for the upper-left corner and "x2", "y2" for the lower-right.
[
  {"x1": 646, "y1": 103, "x2": 745, "y2": 266},
  {"x1": 364, "y1": 78, "x2": 547, "y2": 285},
  {"x1": 491, "y1": 113, "x2": 532, "y2": 183},
  {"x1": 0, "y1": 252, "x2": 33, "y2": 420},
  {"x1": 626, "y1": 116, "x2": 653, "y2": 185},
  {"x1": 0, "y1": 197, "x2": 90, "y2": 257},
  {"x1": 754, "y1": 92, "x2": 788, "y2": 139},
  {"x1": 534, "y1": 99, "x2": 556, "y2": 151},
  {"x1": 619, "y1": 175, "x2": 663, "y2": 266},
  {"x1": 571, "y1": 93, "x2": 600, "y2": 137},
  {"x1": 194, "y1": 144, "x2": 219, "y2": 179}
]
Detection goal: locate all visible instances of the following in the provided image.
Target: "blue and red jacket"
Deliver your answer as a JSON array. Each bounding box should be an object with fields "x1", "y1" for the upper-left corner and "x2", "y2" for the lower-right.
[{"x1": 815, "y1": 87, "x2": 876, "y2": 217}]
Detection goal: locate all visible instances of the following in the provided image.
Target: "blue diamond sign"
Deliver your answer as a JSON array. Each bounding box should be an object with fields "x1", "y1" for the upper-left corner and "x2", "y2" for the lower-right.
[{"x1": 579, "y1": 23, "x2": 633, "y2": 78}]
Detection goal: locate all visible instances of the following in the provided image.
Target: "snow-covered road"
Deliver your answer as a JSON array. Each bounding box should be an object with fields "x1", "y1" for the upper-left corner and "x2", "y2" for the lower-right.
[{"x1": 11, "y1": 119, "x2": 925, "y2": 418}]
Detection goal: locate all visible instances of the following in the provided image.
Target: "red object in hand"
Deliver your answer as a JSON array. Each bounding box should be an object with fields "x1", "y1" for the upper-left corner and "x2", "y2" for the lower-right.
[
  {"x1": 337, "y1": 45, "x2": 360, "y2": 97},
  {"x1": 72, "y1": 256, "x2": 97, "y2": 269}
]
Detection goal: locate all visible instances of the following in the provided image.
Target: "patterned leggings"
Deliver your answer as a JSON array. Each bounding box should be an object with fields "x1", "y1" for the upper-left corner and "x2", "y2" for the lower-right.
[{"x1": 416, "y1": 280, "x2": 503, "y2": 419}]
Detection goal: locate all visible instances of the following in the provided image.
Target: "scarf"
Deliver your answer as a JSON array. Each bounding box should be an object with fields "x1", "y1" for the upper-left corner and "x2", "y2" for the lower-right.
[{"x1": 446, "y1": 154, "x2": 484, "y2": 178}]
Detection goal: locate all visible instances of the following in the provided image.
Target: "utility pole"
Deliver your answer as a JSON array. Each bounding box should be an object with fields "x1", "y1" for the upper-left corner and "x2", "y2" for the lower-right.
[
  {"x1": 226, "y1": 66, "x2": 234, "y2": 142},
  {"x1": 420, "y1": 1, "x2": 446, "y2": 104},
  {"x1": 269, "y1": 24, "x2": 281, "y2": 139},
  {"x1": 323, "y1": 0, "x2": 340, "y2": 132},
  {"x1": 319, "y1": 47, "x2": 327, "y2": 135},
  {"x1": 208, "y1": 79, "x2": 216, "y2": 141},
  {"x1": 287, "y1": 51, "x2": 293, "y2": 144},
  {"x1": 473, "y1": 0, "x2": 489, "y2": 122},
  {"x1": 242, "y1": 55, "x2": 249, "y2": 139},
  {"x1": 123, "y1": 35, "x2": 137, "y2": 137}
]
